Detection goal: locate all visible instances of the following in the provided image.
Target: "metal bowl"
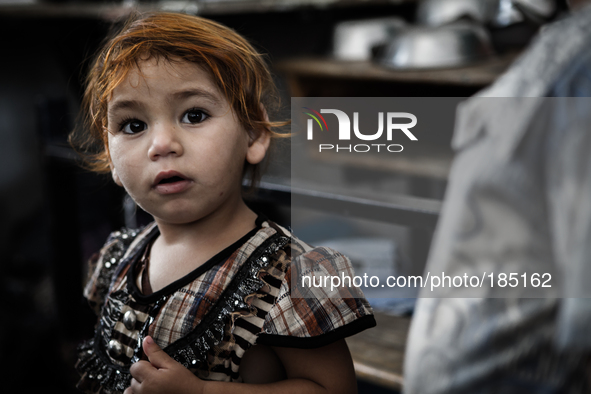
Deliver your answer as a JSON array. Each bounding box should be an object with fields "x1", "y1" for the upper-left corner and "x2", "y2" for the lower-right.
[
  {"x1": 373, "y1": 22, "x2": 495, "y2": 70},
  {"x1": 417, "y1": 0, "x2": 499, "y2": 26},
  {"x1": 332, "y1": 17, "x2": 406, "y2": 61},
  {"x1": 417, "y1": 0, "x2": 556, "y2": 27}
]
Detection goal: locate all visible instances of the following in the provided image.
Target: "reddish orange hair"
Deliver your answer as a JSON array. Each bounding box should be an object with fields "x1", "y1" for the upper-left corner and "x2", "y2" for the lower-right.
[{"x1": 70, "y1": 12, "x2": 286, "y2": 186}]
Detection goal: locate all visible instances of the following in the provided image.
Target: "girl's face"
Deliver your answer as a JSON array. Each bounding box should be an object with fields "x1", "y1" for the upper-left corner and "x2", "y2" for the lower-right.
[{"x1": 106, "y1": 58, "x2": 269, "y2": 225}]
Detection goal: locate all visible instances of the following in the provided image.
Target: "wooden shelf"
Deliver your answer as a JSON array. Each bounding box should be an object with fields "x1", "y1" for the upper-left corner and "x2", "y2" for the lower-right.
[
  {"x1": 347, "y1": 312, "x2": 410, "y2": 390},
  {"x1": 277, "y1": 53, "x2": 518, "y2": 89},
  {"x1": 251, "y1": 178, "x2": 442, "y2": 227},
  {"x1": 0, "y1": 0, "x2": 416, "y2": 20}
]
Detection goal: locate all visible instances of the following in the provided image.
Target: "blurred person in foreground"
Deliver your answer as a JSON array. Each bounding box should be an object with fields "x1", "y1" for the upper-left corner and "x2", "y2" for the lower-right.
[{"x1": 404, "y1": 0, "x2": 591, "y2": 393}]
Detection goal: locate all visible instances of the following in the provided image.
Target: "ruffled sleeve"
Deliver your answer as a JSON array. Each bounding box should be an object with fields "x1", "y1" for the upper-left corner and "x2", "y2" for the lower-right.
[
  {"x1": 83, "y1": 234, "x2": 121, "y2": 316},
  {"x1": 257, "y1": 244, "x2": 376, "y2": 348},
  {"x1": 83, "y1": 227, "x2": 147, "y2": 316}
]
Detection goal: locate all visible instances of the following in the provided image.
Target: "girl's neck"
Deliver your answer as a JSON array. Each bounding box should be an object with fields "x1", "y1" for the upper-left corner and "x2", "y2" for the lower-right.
[
  {"x1": 153, "y1": 199, "x2": 257, "y2": 251},
  {"x1": 144, "y1": 199, "x2": 258, "y2": 293}
]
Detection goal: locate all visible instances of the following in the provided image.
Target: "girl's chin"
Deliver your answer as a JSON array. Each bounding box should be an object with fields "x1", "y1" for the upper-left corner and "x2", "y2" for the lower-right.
[
  {"x1": 138, "y1": 197, "x2": 240, "y2": 227},
  {"x1": 150, "y1": 209, "x2": 215, "y2": 226}
]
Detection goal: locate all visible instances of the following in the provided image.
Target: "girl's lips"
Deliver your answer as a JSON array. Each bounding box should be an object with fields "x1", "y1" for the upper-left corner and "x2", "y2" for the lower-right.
[
  {"x1": 154, "y1": 179, "x2": 192, "y2": 195},
  {"x1": 152, "y1": 170, "x2": 192, "y2": 194},
  {"x1": 153, "y1": 170, "x2": 189, "y2": 185}
]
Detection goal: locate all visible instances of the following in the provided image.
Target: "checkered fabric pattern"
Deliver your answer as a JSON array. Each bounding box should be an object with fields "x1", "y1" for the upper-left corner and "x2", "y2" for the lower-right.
[
  {"x1": 78, "y1": 219, "x2": 375, "y2": 392},
  {"x1": 260, "y1": 244, "x2": 374, "y2": 343}
]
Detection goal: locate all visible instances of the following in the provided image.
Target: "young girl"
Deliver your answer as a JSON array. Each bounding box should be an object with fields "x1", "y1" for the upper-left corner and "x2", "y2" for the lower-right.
[{"x1": 72, "y1": 12, "x2": 375, "y2": 394}]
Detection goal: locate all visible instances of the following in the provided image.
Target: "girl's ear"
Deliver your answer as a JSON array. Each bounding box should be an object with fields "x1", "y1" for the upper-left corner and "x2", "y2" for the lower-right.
[
  {"x1": 246, "y1": 105, "x2": 271, "y2": 165},
  {"x1": 246, "y1": 127, "x2": 271, "y2": 165}
]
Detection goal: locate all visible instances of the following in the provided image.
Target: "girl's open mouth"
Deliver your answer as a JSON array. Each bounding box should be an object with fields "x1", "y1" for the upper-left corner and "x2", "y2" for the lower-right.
[
  {"x1": 158, "y1": 176, "x2": 186, "y2": 184},
  {"x1": 153, "y1": 171, "x2": 192, "y2": 194}
]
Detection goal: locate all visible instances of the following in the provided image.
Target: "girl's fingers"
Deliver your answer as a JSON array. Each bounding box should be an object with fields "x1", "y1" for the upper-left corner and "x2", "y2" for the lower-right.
[
  {"x1": 129, "y1": 377, "x2": 142, "y2": 393},
  {"x1": 129, "y1": 360, "x2": 154, "y2": 383}
]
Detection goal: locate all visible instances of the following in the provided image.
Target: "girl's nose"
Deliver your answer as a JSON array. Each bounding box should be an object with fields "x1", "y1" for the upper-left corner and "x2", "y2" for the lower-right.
[{"x1": 148, "y1": 124, "x2": 183, "y2": 160}]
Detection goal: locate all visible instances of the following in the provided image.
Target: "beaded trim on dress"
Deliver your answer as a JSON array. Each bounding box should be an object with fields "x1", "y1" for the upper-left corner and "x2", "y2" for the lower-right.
[{"x1": 76, "y1": 228, "x2": 289, "y2": 393}]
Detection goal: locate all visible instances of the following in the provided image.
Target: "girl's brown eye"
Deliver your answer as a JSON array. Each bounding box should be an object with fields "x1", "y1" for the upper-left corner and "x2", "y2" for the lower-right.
[
  {"x1": 182, "y1": 109, "x2": 208, "y2": 124},
  {"x1": 122, "y1": 120, "x2": 147, "y2": 134}
]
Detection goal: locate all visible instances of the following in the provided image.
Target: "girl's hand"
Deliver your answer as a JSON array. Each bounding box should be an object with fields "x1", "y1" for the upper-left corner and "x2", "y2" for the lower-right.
[{"x1": 124, "y1": 336, "x2": 204, "y2": 394}]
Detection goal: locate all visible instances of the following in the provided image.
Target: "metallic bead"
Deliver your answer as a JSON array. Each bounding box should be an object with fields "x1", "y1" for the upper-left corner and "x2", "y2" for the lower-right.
[
  {"x1": 123, "y1": 310, "x2": 137, "y2": 330},
  {"x1": 111, "y1": 258, "x2": 116, "y2": 263},
  {"x1": 192, "y1": 359, "x2": 197, "y2": 365},
  {"x1": 104, "y1": 262, "x2": 111, "y2": 268},
  {"x1": 108, "y1": 340, "x2": 123, "y2": 358},
  {"x1": 261, "y1": 257, "x2": 268, "y2": 262}
]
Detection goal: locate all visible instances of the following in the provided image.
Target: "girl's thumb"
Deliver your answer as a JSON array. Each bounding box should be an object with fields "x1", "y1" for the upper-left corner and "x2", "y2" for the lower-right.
[{"x1": 143, "y1": 336, "x2": 173, "y2": 369}]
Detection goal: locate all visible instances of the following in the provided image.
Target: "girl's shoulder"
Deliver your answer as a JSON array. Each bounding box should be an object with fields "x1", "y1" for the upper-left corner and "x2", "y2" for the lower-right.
[
  {"x1": 257, "y1": 220, "x2": 376, "y2": 349},
  {"x1": 263, "y1": 220, "x2": 348, "y2": 263}
]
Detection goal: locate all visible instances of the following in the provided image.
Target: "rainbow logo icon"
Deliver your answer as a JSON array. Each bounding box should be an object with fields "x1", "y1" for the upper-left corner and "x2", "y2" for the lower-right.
[{"x1": 302, "y1": 107, "x2": 329, "y2": 131}]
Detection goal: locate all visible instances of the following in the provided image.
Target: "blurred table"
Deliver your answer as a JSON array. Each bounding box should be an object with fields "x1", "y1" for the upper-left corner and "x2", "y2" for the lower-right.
[{"x1": 346, "y1": 312, "x2": 411, "y2": 391}]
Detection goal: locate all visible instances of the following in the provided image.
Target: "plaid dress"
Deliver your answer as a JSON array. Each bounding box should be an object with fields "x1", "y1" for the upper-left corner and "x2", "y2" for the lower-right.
[{"x1": 76, "y1": 218, "x2": 375, "y2": 393}]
